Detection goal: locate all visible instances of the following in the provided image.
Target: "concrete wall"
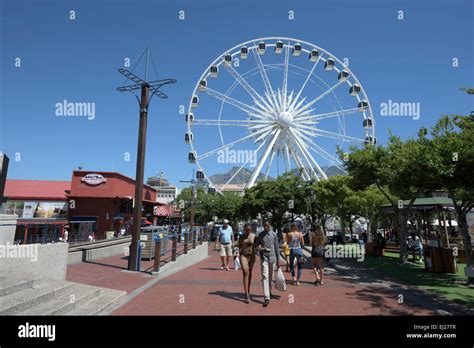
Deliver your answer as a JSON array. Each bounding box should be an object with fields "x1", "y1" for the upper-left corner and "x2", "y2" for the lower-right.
[
  {"x1": 68, "y1": 238, "x2": 131, "y2": 265},
  {"x1": 0, "y1": 214, "x2": 17, "y2": 245},
  {"x1": 0, "y1": 242, "x2": 69, "y2": 281}
]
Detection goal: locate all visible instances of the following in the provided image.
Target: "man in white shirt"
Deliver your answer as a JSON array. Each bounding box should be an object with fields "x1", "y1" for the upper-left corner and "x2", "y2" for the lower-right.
[{"x1": 217, "y1": 219, "x2": 234, "y2": 271}]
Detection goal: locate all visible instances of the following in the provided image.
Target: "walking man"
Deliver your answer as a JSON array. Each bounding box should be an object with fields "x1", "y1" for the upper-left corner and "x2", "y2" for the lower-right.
[
  {"x1": 217, "y1": 219, "x2": 234, "y2": 271},
  {"x1": 256, "y1": 221, "x2": 280, "y2": 307}
]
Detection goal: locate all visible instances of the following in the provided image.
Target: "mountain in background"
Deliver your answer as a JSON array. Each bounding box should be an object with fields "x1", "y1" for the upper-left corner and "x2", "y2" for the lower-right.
[
  {"x1": 323, "y1": 166, "x2": 347, "y2": 177},
  {"x1": 208, "y1": 166, "x2": 272, "y2": 185},
  {"x1": 209, "y1": 165, "x2": 346, "y2": 185},
  {"x1": 289, "y1": 166, "x2": 346, "y2": 178}
]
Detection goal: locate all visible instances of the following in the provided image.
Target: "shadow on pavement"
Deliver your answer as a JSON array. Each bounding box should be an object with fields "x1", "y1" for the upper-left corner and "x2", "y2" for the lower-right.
[
  {"x1": 83, "y1": 260, "x2": 127, "y2": 271},
  {"x1": 208, "y1": 290, "x2": 248, "y2": 303},
  {"x1": 333, "y1": 258, "x2": 473, "y2": 315}
]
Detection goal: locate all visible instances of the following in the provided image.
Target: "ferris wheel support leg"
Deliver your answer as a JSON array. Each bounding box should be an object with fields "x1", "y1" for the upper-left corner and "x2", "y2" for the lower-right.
[
  {"x1": 288, "y1": 129, "x2": 320, "y2": 180},
  {"x1": 223, "y1": 140, "x2": 268, "y2": 188},
  {"x1": 291, "y1": 129, "x2": 328, "y2": 180},
  {"x1": 287, "y1": 142, "x2": 311, "y2": 181},
  {"x1": 292, "y1": 127, "x2": 347, "y2": 175},
  {"x1": 284, "y1": 143, "x2": 292, "y2": 173},
  {"x1": 247, "y1": 129, "x2": 281, "y2": 188},
  {"x1": 264, "y1": 148, "x2": 277, "y2": 180}
]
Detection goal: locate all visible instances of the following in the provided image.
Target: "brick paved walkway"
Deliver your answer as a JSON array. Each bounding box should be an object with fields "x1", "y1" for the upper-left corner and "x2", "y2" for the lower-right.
[
  {"x1": 66, "y1": 241, "x2": 188, "y2": 293},
  {"x1": 110, "y1": 244, "x2": 439, "y2": 315},
  {"x1": 67, "y1": 243, "x2": 470, "y2": 315}
]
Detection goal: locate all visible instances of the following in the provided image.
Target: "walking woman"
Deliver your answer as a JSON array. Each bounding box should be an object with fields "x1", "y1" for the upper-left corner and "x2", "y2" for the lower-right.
[
  {"x1": 238, "y1": 223, "x2": 257, "y2": 303},
  {"x1": 310, "y1": 224, "x2": 326, "y2": 285},
  {"x1": 282, "y1": 227, "x2": 291, "y2": 272},
  {"x1": 287, "y1": 223, "x2": 305, "y2": 285}
]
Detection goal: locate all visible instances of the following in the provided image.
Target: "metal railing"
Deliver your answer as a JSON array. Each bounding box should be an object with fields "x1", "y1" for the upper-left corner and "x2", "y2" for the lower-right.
[{"x1": 152, "y1": 227, "x2": 205, "y2": 273}]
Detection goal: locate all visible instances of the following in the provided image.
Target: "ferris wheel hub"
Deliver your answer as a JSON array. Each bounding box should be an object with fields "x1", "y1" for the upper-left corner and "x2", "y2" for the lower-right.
[{"x1": 277, "y1": 111, "x2": 293, "y2": 128}]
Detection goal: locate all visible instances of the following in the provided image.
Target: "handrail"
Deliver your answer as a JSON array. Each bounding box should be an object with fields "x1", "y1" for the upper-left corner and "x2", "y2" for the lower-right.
[{"x1": 151, "y1": 227, "x2": 206, "y2": 273}]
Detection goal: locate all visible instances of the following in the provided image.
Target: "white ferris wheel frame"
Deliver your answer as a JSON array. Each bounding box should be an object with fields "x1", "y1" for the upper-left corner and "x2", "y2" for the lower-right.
[{"x1": 186, "y1": 37, "x2": 375, "y2": 193}]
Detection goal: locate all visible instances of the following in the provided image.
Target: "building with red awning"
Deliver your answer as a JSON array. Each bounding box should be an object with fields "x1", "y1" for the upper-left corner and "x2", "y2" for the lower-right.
[{"x1": 3, "y1": 170, "x2": 162, "y2": 244}]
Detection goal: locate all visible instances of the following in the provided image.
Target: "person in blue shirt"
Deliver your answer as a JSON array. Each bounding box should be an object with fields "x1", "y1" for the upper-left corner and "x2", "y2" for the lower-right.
[{"x1": 217, "y1": 219, "x2": 234, "y2": 270}]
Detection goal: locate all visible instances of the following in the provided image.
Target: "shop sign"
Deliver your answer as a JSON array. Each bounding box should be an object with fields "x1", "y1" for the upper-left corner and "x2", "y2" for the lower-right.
[
  {"x1": 105, "y1": 231, "x2": 115, "y2": 239},
  {"x1": 81, "y1": 173, "x2": 107, "y2": 186}
]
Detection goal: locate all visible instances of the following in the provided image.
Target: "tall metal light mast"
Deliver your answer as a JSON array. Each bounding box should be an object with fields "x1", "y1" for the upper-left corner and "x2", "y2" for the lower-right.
[{"x1": 116, "y1": 47, "x2": 177, "y2": 272}]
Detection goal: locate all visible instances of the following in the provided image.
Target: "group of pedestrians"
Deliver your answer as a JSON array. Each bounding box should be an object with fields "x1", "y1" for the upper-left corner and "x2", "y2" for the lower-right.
[
  {"x1": 282, "y1": 223, "x2": 326, "y2": 286},
  {"x1": 216, "y1": 220, "x2": 327, "y2": 307}
]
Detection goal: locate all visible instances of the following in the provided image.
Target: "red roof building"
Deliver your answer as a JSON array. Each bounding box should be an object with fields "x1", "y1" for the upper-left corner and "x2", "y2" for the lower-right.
[
  {"x1": 66, "y1": 171, "x2": 158, "y2": 241},
  {"x1": 4, "y1": 180, "x2": 70, "y2": 201},
  {"x1": 3, "y1": 172, "x2": 179, "y2": 244},
  {"x1": 4, "y1": 179, "x2": 70, "y2": 244}
]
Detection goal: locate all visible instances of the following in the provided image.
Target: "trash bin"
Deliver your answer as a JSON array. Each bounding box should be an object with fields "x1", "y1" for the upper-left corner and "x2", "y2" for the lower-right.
[
  {"x1": 154, "y1": 232, "x2": 169, "y2": 256},
  {"x1": 440, "y1": 247, "x2": 457, "y2": 274},
  {"x1": 424, "y1": 248, "x2": 434, "y2": 272},
  {"x1": 140, "y1": 226, "x2": 169, "y2": 260},
  {"x1": 425, "y1": 246, "x2": 452, "y2": 273}
]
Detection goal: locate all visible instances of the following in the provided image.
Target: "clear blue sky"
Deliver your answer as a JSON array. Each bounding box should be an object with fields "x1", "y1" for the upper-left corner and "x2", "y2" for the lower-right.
[{"x1": 1, "y1": 0, "x2": 472, "y2": 188}]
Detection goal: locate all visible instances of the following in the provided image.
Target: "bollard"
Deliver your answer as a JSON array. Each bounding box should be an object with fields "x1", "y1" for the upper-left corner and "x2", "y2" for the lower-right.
[
  {"x1": 153, "y1": 237, "x2": 162, "y2": 273},
  {"x1": 128, "y1": 242, "x2": 142, "y2": 272},
  {"x1": 192, "y1": 230, "x2": 197, "y2": 249},
  {"x1": 137, "y1": 242, "x2": 142, "y2": 271},
  {"x1": 171, "y1": 234, "x2": 177, "y2": 261},
  {"x1": 184, "y1": 232, "x2": 188, "y2": 254}
]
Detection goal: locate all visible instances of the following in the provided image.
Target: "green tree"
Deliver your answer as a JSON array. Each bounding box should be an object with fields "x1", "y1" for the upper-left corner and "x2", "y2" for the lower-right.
[
  {"x1": 428, "y1": 115, "x2": 474, "y2": 281},
  {"x1": 241, "y1": 173, "x2": 306, "y2": 235},
  {"x1": 176, "y1": 187, "x2": 244, "y2": 227},
  {"x1": 343, "y1": 133, "x2": 435, "y2": 263},
  {"x1": 348, "y1": 185, "x2": 391, "y2": 241},
  {"x1": 176, "y1": 187, "x2": 212, "y2": 225},
  {"x1": 305, "y1": 182, "x2": 333, "y2": 233},
  {"x1": 312, "y1": 175, "x2": 353, "y2": 241},
  {"x1": 208, "y1": 191, "x2": 243, "y2": 226},
  {"x1": 344, "y1": 191, "x2": 366, "y2": 237}
]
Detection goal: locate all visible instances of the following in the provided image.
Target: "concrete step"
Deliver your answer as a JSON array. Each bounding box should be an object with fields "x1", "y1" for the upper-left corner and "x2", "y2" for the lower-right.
[
  {"x1": 19, "y1": 284, "x2": 103, "y2": 316},
  {"x1": 0, "y1": 275, "x2": 40, "y2": 297},
  {"x1": 67, "y1": 289, "x2": 127, "y2": 316},
  {"x1": 0, "y1": 271, "x2": 127, "y2": 316},
  {"x1": 0, "y1": 280, "x2": 75, "y2": 315}
]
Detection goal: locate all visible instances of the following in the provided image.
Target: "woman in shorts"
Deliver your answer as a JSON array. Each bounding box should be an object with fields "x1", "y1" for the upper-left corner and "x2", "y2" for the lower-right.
[
  {"x1": 238, "y1": 223, "x2": 257, "y2": 303},
  {"x1": 310, "y1": 224, "x2": 326, "y2": 285}
]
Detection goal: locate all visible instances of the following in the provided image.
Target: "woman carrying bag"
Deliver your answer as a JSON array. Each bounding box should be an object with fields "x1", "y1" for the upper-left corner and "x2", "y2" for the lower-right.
[{"x1": 310, "y1": 224, "x2": 326, "y2": 285}]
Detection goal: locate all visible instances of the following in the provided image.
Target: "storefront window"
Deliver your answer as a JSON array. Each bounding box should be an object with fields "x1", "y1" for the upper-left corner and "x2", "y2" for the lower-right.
[
  {"x1": 6, "y1": 200, "x2": 67, "y2": 218},
  {"x1": 14, "y1": 224, "x2": 63, "y2": 244},
  {"x1": 70, "y1": 222, "x2": 97, "y2": 243},
  {"x1": 5, "y1": 200, "x2": 25, "y2": 216}
]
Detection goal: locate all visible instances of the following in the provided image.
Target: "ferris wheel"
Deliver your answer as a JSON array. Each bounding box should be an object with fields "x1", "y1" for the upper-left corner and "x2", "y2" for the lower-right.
[{"x1": 185, "y1": 37, "x2": 375, "y2": 193}]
